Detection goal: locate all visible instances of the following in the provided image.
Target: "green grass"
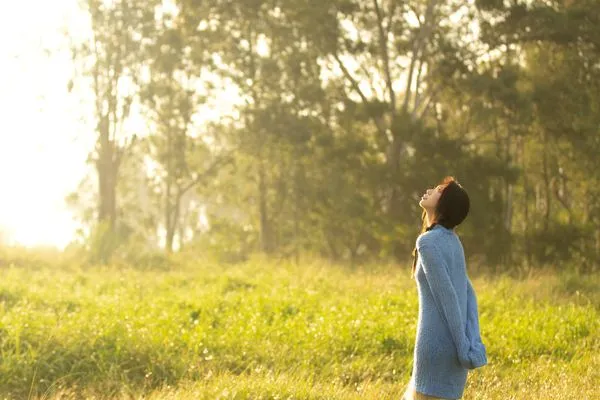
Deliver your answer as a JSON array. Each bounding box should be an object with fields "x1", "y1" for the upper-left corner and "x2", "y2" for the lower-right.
[{"x1": 0, "y1": 256, "x2": 598, "y2": 399}]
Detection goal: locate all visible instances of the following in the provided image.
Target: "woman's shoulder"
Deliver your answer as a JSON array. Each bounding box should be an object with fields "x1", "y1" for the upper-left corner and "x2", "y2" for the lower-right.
[
  {"x1": 416, "y1": 229, "x2": 440, "y2": 249},
  {"x1": 416, "y1": 226, "x2": 456, "y2": 250}
]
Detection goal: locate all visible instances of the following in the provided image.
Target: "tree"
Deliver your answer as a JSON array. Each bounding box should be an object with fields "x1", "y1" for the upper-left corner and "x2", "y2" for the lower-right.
[{"x1": 70, "y1": 0, "x2": 160, "y2": 261}]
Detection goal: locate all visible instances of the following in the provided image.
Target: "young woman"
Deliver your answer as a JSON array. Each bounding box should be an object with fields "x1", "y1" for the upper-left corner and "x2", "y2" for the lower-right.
[{"x1": 402, "y1": 177, "x2": 488, "y2": 400}]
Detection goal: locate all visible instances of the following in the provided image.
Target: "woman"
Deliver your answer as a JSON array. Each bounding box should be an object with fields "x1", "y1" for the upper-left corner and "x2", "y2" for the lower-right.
[{"x1": 402, "y1": 176, "x2": 488, "y2": 400}]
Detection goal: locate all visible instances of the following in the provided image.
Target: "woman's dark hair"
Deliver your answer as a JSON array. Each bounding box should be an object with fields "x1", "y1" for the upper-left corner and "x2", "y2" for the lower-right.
[{"x1": 411, "y1": 176, "x2": 470, "y2": 278}]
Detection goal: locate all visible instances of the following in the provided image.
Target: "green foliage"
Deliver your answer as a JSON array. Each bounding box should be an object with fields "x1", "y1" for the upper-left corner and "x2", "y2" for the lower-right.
[
  {"x1": 526, "y1": 222, "x2": 587, "y2": 266},
  {"x1": 185, "y1": 215, "x2": 258, "y2": 264},
  {"x1": 63, "y1": 0, "x2": 600, "y2": 273}
]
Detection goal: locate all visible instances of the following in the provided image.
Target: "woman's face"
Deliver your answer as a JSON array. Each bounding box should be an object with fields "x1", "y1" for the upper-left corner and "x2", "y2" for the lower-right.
[{"x1": 419, "y1": 183, "x2": 447, "y2": 210}]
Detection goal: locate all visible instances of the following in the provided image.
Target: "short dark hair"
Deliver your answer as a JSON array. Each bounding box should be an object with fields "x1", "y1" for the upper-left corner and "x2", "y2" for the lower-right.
[{"x1": 435, "y1": 177, "x2": 470, "y2": 229}]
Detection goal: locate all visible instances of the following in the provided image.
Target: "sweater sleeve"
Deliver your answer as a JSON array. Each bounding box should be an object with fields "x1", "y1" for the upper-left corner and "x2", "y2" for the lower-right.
[
  {"x1": 465, "y1": 278, "x2": 488, "y2": 368},
  {"x1": 417, "y1": 240, "x2": 475, "y2": 369}
]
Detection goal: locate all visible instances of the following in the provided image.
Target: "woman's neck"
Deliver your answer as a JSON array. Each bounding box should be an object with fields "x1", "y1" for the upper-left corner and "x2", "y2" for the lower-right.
[{"x1": 425, "y1": 211, "x2": 436, "y2": 227}]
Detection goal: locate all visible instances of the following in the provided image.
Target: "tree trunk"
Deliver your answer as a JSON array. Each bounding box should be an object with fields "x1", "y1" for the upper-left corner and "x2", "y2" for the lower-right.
[
  {"x1": 504, "y1": 131, "x2": 513, "y2": 232},
  {"x1": 165, "y1": 191, "x2": 174, "y2": 254},
  {"x1": 96, "y1": 125, "x2": 117, "y2": 229},
  {"x1": 258, "y1": 162, "x2": 273, "y2": 254},
  {"x1": 165, "y1": 130, "x2": 175, "y2": 253},
  {"x1": 165, "y1": 203, "x2": 180, "y2": 254},
  {"x1": 542, "y1": 132, "x2": 551, "y2": 232}
]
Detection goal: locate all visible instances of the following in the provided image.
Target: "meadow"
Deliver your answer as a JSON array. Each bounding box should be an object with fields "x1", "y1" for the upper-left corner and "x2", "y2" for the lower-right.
[{"x1": 0, "y1": 255, "x2": 598, "y2": 399}]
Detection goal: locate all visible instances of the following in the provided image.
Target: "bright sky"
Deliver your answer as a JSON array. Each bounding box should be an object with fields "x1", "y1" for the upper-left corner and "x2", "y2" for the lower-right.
[{"x1": 0, "y1": 1, "x2": 93, "y2": 248}]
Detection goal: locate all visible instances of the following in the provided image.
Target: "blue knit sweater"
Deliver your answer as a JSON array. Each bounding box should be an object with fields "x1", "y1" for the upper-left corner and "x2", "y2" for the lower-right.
[{"x1": 410, "y1": 224, "x2": 487, "y2": 399}]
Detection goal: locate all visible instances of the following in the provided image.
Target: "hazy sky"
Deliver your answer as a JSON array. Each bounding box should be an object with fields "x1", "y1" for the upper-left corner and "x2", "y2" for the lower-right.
[{"x1": 0, "y1": 1, "x2": 92, "y2": 248}]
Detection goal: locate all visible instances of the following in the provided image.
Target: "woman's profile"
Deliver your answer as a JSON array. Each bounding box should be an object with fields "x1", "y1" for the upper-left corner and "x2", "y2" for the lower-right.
[{"x1": 402, "y1": 176, "x2": 488, "y2": 400}]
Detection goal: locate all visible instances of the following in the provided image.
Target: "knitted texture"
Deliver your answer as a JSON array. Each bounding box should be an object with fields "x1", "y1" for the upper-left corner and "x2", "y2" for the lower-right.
[{"x1": 410, "y1": 224, "x2": 487, "y2": 399}]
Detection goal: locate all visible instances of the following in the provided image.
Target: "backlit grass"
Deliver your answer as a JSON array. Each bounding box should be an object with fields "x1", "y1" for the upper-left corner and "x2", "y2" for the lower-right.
[{"x1": 0, "y1": 256, "x2": 598, "y2": 399}]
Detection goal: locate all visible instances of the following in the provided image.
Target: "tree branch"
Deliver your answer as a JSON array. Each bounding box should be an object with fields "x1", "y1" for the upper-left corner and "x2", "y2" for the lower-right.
[
  {"x1": 402, "y1": 0, "x2": 437, "y2": 115},
  {"x1": 373, "y1": 0, "x2": 396, "y2": 113},
  {"x1": 179, "y1": 151, "x2": 236, "y2": 196},
  {"x1": 416, "y1": 82, "x2": 443, "y2": 120},
  {"x1": 413, "y1": 53, "x2": 427, "y2": 112},
  {"x1": 333, "y1": 53, "x2": 387, "y2": 137},
  {"x1": 385, "y1": 0, "x2": 397, "y2": 38},
  {"x1": 333, "y1": 53, "x2": 371, "y2": 108},
  {"x1": 358, "y1": 62, "x2": 379, "y2": 101}
]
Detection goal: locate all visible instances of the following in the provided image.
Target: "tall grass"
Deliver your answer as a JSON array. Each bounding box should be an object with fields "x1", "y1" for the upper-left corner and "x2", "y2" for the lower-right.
[{"x1": 0, "y1": 255, "x2": 598, "y2": 399}]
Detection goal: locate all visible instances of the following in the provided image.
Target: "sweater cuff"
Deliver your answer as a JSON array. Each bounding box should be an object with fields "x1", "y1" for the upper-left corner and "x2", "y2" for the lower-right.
[
  {"x1": 459, "y1": 341, "x2": 488, "y2": 369},
  {"x1": 468, "y1": 342, "x2": 488, "y2": 368}
]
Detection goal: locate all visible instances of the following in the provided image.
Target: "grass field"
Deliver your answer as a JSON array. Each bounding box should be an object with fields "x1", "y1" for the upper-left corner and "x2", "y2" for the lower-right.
[{"x1": 0, "y1": 256, "x2": 598, "y2": 399}]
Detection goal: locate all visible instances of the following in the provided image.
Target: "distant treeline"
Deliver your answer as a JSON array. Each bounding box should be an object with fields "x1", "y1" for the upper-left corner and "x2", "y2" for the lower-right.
[{"x1": 64, "y1": 0, "x2": 600, "y2": 272}]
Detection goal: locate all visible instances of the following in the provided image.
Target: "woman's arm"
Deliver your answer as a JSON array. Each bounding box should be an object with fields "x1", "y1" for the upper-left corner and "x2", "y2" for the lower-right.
[
  {"x1": 416, "y1": 240, "x2": 471, "y2": 368},
  {"x1": 465, "y1": 278, "x2": 488, "y2": 368}
]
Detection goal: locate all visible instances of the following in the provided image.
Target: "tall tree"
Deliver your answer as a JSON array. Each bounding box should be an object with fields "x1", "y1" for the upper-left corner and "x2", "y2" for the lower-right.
[{"x1": 71, "y1": 0, "x2": 160, "y2": 260}]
